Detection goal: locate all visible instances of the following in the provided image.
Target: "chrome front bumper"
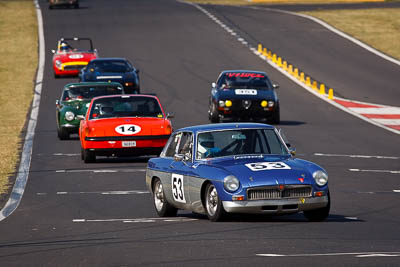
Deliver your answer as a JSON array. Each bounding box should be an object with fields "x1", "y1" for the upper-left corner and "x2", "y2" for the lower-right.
[{"x1": 222, "y1": 196, "x2": 328, "y2": 214}]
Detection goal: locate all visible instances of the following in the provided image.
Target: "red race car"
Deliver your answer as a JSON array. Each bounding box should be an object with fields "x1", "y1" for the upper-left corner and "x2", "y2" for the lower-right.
[
  {"x1": 79, "y1": 94, "x2": 173, "y2": 163},
  {"x1": 52, "y1": 37, "x2": 98, "y2": 78}
]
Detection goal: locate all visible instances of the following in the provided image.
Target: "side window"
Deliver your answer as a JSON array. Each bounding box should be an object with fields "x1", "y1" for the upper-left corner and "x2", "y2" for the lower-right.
[
  {"x1": 177, "y1": 132, "x2": 193, "y2": 161},
  {"x1": 164, "y1": 133, "x2": 182, "y2": 157}
]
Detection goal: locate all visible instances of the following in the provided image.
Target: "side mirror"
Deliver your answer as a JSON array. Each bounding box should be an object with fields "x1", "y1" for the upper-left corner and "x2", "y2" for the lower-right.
[
  {"x1": 289, "y1": 148, "x2": 296, "y2": 156},
  {"x1": 135, "y1": 69, "x2": 140, "y2": 74},
  {"x1": 55, "y1": 99, "x2": 60, "y2": 105},
  {"x1": 166, "y1": 113, "x2": 174, "y2": 119},
  {"x1": 211, "y1": 82, "x2": 216, "y2": 88},
  {"x1": 174, "y1": 154, "x2": 184, "y2": 162},
  {"x1": 273, "y1": 84, "x2": 279, "y2": 89},
  {"x1": 76, "y1": 115, "x2": 85, "y2": 120}
]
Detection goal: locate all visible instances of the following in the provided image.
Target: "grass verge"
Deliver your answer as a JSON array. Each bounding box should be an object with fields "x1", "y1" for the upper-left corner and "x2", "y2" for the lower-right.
[
  {"x1": 0, "y1": 1, "x2": 37, "y2": 196},
  {"x1": 301, "y1": 8, "x2": 400, "y2": 60}
]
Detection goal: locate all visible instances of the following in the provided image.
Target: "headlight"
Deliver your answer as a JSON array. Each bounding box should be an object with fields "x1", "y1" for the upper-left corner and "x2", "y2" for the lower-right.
[
  {"x1": 268, "y1": 101, "x2": 275, "y2": 107},
  {"x1": 313, "y1": 170, "x2": 328, "y2": 187},
  {"x1": 55, "y1": 60, "x2": 62, "y2": 69},
  {"x1": 218, "y1": 100, "x2": 225, "y2": 107},
  {"x1": 261, "y1": 100, "x2": 268, "y2": 107},
  {"x1": 65, "y1": 111, "x2": 75, "y2": 121},
  {"x1": 224, "y1": 175, "x2": 240, "y2": 192}
]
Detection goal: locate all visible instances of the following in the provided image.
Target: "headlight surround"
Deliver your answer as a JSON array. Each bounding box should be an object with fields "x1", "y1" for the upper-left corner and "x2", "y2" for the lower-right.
[
  {"x1": 224, "y1": 175, "x2": 240, "y2": 192},
  {"x1": 218, "y1": 100, "x2": 225, "y2": 107},
  {"x1": 55, "y1": 60, "x2": 62, "y2": 69},
  {"x1": 312, "y1": 170, "x2": 328, "y2": 187},
  {"x1": 65, "y1": 111, "x2": 75, "y2": 121}
]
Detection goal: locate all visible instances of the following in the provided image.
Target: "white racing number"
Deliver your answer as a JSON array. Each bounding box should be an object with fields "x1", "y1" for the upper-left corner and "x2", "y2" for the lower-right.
[
  {"x1": 235, "y1": 89, "x2": 257, "y2": 95},
  {"x1": 245, "y1": 162, "x2": 291, "y2": 171},
  {"x1": 171, "y1": 174, "x2": 186, "y2": 203},
  {"x1": 115, "y1": 124, "x2": 141, "y2": 135}
]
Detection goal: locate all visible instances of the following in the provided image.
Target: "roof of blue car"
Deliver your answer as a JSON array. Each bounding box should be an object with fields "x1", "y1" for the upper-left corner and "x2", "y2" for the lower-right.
[
  {"x1": 178, "y1": 123, "x2": 275, "y2": 133},
  {"x1": 90, "y1": 57, "x2": 128, "y2": 62},
  {"x1": 220, "y1": 70, "x2": 268, "y2": 74}
]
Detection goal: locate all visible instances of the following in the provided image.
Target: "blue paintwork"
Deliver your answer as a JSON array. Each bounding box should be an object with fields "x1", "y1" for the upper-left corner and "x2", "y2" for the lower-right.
[{"x1": 147, "y1": 123, "x2": 329, "y2": 202}]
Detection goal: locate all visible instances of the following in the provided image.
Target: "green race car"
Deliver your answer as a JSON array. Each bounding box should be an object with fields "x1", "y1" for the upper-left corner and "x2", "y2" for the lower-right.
[{"x1": 56, "y1": 82, "x2": 124, "y2": 140}]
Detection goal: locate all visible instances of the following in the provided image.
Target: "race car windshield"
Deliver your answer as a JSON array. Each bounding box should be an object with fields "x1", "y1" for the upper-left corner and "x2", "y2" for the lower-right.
[
  {"x1": 196, "y1": 129, "x2": 288, "y2": 159},
  {"x1": 62, "y1": 86, "x2": 122, "y2": 101},
  {"x1": 218, "y1": 73, "x2": 272, "y2": 89},
  {"x1": 89, "y1": 97, "x2": 163, "y2": 119},
  {"x1": 59, "y1": 39, "x2": 93, "y2": 52},
  {"x1": 89, "y1": 60, "x2": 133, "y2": 73}
]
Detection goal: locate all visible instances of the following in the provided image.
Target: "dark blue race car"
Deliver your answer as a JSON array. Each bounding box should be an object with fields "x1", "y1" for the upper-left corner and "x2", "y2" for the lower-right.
[
  {"x1": 146, "y1": 123, "x2": 330, "y2": 222},
  {"x1": 79, "y1": 58, "x2": 140, "y2": 94},
  {"x1": 208, "y1": 70, "x2": 280, "y2": 124}
]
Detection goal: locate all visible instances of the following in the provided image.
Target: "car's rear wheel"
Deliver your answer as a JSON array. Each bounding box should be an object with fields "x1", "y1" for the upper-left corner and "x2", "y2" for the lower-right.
[
  {"x1": 304, "y1": 191, "x2": 330, "y2": 222},
  {"x1": 204, "y1": 183, "x2": 226, "y2": 222},
  {"x1": 153, "y1": 178, "x2": 177, "y2": 217},
  {"x1": 83, "y1": 149, "x2": 96, "y2": 163},
  {"x1": 57, "y1": 127, "x2": 69, "y2": 140},
  {"x1": 209, "y1": 103, "x2": 219, "y2": 123}
]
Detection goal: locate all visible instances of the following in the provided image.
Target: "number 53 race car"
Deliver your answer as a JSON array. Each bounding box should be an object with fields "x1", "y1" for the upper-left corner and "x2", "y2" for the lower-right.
[{"x1": 146, "y1": 123, "x2": 330, "y2": 222}]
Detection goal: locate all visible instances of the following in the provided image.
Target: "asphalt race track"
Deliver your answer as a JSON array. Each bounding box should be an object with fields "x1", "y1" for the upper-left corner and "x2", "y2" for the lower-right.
[{"x1": 0, "y1": 0, "x2": 399, "y2": 266}]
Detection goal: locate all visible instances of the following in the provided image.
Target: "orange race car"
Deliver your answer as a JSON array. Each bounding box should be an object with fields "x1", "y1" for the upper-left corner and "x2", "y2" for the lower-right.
[{"x1": 79, "y1": 94, "x2": 173, "y2": 163}]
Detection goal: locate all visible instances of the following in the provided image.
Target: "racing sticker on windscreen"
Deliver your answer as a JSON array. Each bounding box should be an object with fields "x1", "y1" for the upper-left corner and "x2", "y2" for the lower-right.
[
  {"x1": 245, "y1": 162, "x2": 291, "y2": 171},
  {"x1": 235, "y1": 89, "x2": 257, "y2": 95},
  {"x1": 172, "y1": 174, "x2": 186, "y2": 203},
  {"x1": 115, "y1": 124, "x2": 141, "y2": 135}
]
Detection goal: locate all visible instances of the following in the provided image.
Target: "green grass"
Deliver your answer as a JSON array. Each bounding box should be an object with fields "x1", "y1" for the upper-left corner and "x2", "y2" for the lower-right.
[{"x1": 0, "y1": 1, "x2": 37, "y2": 195}]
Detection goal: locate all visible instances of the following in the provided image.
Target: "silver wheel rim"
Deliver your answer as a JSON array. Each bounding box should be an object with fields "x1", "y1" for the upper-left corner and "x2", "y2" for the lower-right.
[
  {"x1": 154, "y1": 181, "x2": 165, "y2": 212},
  {"x1": 206, "y1": 185, "x2": 218, "y2": 216}
]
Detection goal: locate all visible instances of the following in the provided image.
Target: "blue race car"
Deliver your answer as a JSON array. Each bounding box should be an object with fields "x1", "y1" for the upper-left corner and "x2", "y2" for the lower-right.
[
  {"x1": 208, "y1": 70, "x2": 280, "y2": 124},
  {"x1": 146, "y1": 123, "x2": 330, "y2": 222},
  {"x1": 79, "y1": 58, "x2": 140, "y2": 94}
]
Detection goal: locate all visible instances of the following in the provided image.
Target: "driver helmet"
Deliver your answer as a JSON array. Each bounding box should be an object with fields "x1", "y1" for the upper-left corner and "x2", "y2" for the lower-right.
[
  {"x1": 60, "y1": 41, "x2": 71, "y2": 52},
  {"x1": 225, "y1": 76, "x2": 236, "y2": 88},
  {"x1": 197, "y1": 132, "x2": 215, "y2": 158}
]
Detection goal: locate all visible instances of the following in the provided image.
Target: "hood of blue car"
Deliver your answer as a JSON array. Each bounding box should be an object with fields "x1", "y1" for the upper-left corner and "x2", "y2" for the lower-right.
[
  {"x1": 204, "y1": 155, "x2": 314, "y2": 187},
  {"x1": 217, "y1": 88, "x2": 276, "y2": 100}
]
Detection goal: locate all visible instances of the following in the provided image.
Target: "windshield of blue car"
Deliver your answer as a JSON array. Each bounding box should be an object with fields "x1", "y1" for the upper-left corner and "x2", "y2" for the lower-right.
[
  {"x1": 196, "y1": 129, "x2": 288, "y2": 159},
  {"x1": 62, "y1": 85, "x2": 123, "y2": 101},
  {"x1": 89, "y1": 96, "x2": 163, "y2": 119},
  {"x1": 217, "y1": 73, "x2": 272, "y2": 89},
  {"x1": 88, "y1": 60, "x2": 133, "y2": 73}
]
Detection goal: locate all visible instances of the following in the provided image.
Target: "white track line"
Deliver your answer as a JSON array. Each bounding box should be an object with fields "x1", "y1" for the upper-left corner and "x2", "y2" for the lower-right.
[
  {"x1": 181, "y1": 1, "x2": 400, "y2": 135},
  {"x1": 313, "y1": 153, "x2": 399, "y2": 160},
  {"x1": 257, "y1": 252, "x2": 400, "y2": 257},
  {"x1": 0, "y1": 0, "x2": 44, "y2": 221}
]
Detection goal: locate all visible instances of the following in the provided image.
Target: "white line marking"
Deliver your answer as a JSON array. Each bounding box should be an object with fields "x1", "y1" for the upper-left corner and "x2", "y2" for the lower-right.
[
  {"x1": 356, "y1": 254, "x2": 400, "y2": 258},
  {"x1": 349, "y1": 169, "x2": 400, "y2": 174},
  {"x1": 370, "y1": 118, "x2": 400, "y2": 126},
  {"x1": 257, "y1": 252, "x2": 400, "y2": 257},
  {"x1": 314, "y1": 153, "x2": 399, "y2": 160},
  {"x1": 394, "y1": 190, "x2": 400, "y2": 193},
  {"x1": 53, "y1": 153, "x2": 80, "y2": 156},
  {"x1": 54, "y1": 168, "x2": 146, "y2": 173},
  {"x1": 39, "y1": 191, "x2": 149, "y2": 196},
  {"x1": 0, "y1": 0, "x2": 45, "y2": 221},
  {"x1": 73, "y1": 217, "x2": 198, "y2": 223},
  {"x1": 344, "y1": 217, "x2": 358, "y2": 220}
]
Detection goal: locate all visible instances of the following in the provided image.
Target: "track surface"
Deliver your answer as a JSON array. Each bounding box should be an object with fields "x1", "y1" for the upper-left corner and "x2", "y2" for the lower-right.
[{"x1": 0, "y1": 0, "x2": 399, "y2": 266}]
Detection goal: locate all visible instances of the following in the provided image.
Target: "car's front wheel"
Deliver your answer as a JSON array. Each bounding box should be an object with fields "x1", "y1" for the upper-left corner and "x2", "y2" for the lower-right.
[
  {"x1": 209, "y1": 103, "x2": 219, "y2": 123},
  {"x1": 204, "y1": 183, "x2": 227, "y2": 222},
  {"x1": 83, "y1": 149, "x2": 96, "y2": 163},
  {"x1": 270, "y1": 105, "x2": 280, "y2": 124},
  {"x1": 153, "y1": 178, "x2": 177, "y2": 217},
  {"x1": 304, "y1": 191, "x2": 330, "y2": 222},
  {"x1": 57, "y1": 127, "x2": 69, "y2": 140}
]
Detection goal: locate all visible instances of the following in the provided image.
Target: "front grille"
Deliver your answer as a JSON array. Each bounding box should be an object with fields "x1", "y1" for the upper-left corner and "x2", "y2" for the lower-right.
[
  {"x1": 64, "y1": 65, "x2": 86, "y2": 71},
  {"x1": 247, "y1": 186, "x2": 312, "y2": 200}
]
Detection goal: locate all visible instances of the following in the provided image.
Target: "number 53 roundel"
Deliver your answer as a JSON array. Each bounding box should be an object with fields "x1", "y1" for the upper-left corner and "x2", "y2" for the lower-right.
[{"x1": 172, "y1": 174, "x2": 186, "y2": 203}]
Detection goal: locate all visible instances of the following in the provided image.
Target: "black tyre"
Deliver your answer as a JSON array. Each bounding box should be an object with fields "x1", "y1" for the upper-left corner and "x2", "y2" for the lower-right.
[
  {"x1": 57, "y1": 127, "x2": 69, "y2": 140},
  {"x1": 270, "y1": 105, "x2": 280, "y2": 124},
  {"x1": 304, "y1": 191, "x2": 330, "y2": 222},
  {"x1": 83, "y1": 149, "x2": 96, "y2": 163},
  {"x1": 74, "y1": 3, "x2": 79, "y2": 8},
  {"x1": 204, "y1": 183, "x2": 227, "y2": 222},
  {"x1": 153, "y1": 178, "x2": 177, "y2": 217},
  {"x1": 54, "y1": 73, "x2": 59, "y2": 78},
  {"x1": 209, "y1": 103, "x2": 219, "y2": 123},
  {"x1": 80, "y1": 148, "x2": 84, "y2": 160}
]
